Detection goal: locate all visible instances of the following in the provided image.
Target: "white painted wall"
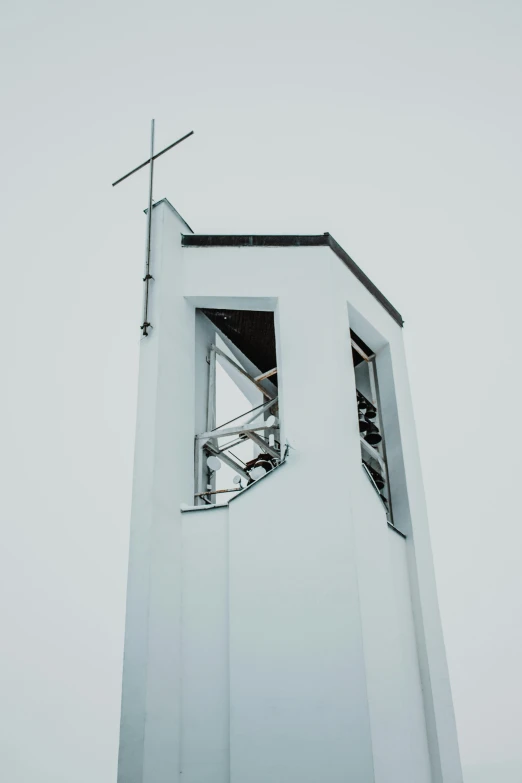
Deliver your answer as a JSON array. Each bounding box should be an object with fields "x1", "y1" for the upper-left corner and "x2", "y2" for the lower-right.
[
  {"x1": 354, "y1": 475, "x2": 432, "y2": 782},
  {"x1": 181, "y1": 508, "x2": 229, "y2": 783},
  {"x1": 227, "y1": 276, "x2": 376, "y2": 781},
  {"x1": 118, "y1": 199, "x2": 463, "y2": 783},
  {"x1": 118, "y1": 203, "x2": 196, "y2": 783}
]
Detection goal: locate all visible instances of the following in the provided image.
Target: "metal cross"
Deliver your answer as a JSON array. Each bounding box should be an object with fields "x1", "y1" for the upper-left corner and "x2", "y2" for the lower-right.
[{"x1": 112, "y1": 121, "x2": 194, "y2": 336}]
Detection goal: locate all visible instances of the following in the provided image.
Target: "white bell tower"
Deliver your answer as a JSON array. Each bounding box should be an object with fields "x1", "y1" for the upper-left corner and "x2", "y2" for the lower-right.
[{"x1": 117, "y1": 198, "x2": 463, "y2": 783}]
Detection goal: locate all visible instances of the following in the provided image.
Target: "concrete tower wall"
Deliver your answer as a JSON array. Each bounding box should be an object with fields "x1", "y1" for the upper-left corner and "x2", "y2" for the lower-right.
[{"x1": 117, "y1": 200, "x2": 463, "y2": 783}]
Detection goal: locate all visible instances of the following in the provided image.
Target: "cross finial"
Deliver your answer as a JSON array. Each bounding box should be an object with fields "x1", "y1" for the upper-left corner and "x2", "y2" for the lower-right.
[{"x1": 112, "y1": 121, "x2": 194, "y2": 336}]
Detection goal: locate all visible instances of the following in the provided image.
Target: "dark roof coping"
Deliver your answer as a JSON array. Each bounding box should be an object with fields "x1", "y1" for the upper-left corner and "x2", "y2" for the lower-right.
[{"x1": 181, "y1": 233, "x2": 403, "y2": 327}]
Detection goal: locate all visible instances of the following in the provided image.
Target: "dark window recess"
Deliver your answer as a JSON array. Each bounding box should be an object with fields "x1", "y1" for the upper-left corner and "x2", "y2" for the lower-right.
[
  {"x1": 201, "y1": 308, "x2": 277, "y2": 383},
  {"x1": 194, "y1": 308, "x2": 281, "y2": 506},
  {"x1": 351, "y1": 331, "x2": 393, "y2": 523}
]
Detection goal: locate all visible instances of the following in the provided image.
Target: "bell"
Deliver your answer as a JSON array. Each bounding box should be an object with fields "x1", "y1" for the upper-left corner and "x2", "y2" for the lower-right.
[
  {"x1": 358, "y1": 416, "x2": 369, "y2": 433},
  {"x1": 365, "y1": 404, "x2": 377, "y2": 420},
  {"x1": 371, "y1": 470, "x2": 385, "y2": 490},
  {"x1": 206, "y1": 455, "x2": 222, "y2": 471},
  {"x1": 364, "y1": 461, "x2": 385, "y2": 490},
  {"x1": 364, "y1": 422, "x2": 382, "y2": 445},
  {"x1": 256, "y1": 456, "x2": 274, "y2": 473},
  {"x1": 374, "y1": 474, "x2": 385, "y2": 490},
  {"x1": 246, "y1": 453, "x2": 276, "y2": 479}
]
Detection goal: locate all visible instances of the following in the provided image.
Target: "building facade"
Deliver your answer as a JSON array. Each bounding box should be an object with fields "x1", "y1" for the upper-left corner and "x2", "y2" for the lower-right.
[{"x1": 117, "y1": 199, "x2": 462, "y2": 783}]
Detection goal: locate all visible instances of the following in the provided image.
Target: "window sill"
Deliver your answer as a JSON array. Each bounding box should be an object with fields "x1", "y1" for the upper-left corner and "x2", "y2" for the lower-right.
[{"x1": 387, "y1": 522, "x2": 406, "y2": 539}]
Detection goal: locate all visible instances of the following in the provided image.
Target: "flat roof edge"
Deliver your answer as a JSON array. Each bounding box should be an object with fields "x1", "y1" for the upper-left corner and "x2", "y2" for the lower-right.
[
  {"x1": 182, "y1": 234, "x2": 328, "y2": 247},
  {"x1": 181, "y1": 233, "x2": 404, "y2": 327},
  {"x1": 325, "y1": 235, "x2": 404, "y2": 327}
]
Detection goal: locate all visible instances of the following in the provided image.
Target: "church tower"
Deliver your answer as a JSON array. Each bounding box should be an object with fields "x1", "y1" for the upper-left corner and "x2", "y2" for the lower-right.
[{"x1": 117, "y1": 198, "x2": 463, "y2": 783}]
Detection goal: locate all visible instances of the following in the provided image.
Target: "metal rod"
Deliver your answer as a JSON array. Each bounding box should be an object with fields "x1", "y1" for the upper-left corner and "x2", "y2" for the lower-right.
[
  {"x1": 205, "y1": 443, "x2": 250, "y2": 482},
  {"x1": 194, "y1": 435, "x2": 203, "y2": 505},
  {"x1": 360, "y1": 436, "x2": 385, "y2": 470},
  {"x1": 195, "y1": 487, "x2": 242, "y2": 497},
  {"x1": 226, "y1": 450, "x2": 247, "y2": 466},
  {"x1": 203, "y1": 347, "x2": 217, "y2": 501},
  {"x1": 245, "y1": 430, "x2": 280, "y2": 460},
  {"x1": 209, "y1": 396, "x2": 277, "y2": 433},
  {"x1": 112, "y1": 130, "x2": 194, "y2": 187},
  {"x1": 351, "y1": 338, "x2": 374, "y2": 362},
  {"x1": 197, "y1": 424, "x2": 276, "y2": 441},
  {"x1": 212, "y1": 396, "x2": 277, "y2": 433},
  {"x1": 213, "y1": 345, "x2": 275, "y2": 399},
  {"x1": 254, "y1": 367, "x2": 278, "y2": 382},
  {"x1": 207, "y1": 349, "x2": 216, "y2": 431},
  {"x1": 141, "y1": 119, "x2": 155, "y2": 336},
  {"x1": 217, "y1": 437, "x2": 247, "y2": 454}
]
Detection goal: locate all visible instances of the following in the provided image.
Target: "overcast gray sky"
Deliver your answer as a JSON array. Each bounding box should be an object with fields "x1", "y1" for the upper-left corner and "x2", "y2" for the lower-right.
[{"x1": 1, "y1": 1, "x2": 521, "y2": 781}]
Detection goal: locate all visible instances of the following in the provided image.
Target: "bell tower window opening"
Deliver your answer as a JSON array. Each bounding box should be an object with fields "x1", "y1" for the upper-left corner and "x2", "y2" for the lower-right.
[
  {"x1": 351, "y1": 330, "x2": 394, "y2": 524},
  {"x1": 194, "y1": 308, "x2": 281, "y2": 507}
]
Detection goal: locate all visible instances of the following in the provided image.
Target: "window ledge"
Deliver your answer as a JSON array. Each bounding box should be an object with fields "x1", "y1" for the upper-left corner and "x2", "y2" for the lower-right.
[
  {"x1": 180, "y1": 502, "x2": 226, "y2": 513},
  {"x1": 181, "y1": 454, "x2": 288, "y2": 513},
  {"x1": 387, "y1": 522, "x2": 406, "y2": 539}
]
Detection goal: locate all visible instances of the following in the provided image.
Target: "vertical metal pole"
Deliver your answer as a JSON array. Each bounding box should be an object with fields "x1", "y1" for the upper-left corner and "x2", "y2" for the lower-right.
[
  {"x1": 206, "y1": 347, "x2": 217, "y2": 502},
  {"x1": 194, "y1": 438, "x2": 202, "y2": 505},
  {"x1": 207, "y1": 347, "x2": 217, "y2": 432},
  {"x1": 142, "y1": 119, "x2": 155, "y2": 335},
  {"x1": 195, "y1": 347, "x2": 217, "y2": 505}
]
